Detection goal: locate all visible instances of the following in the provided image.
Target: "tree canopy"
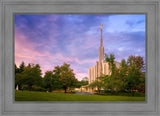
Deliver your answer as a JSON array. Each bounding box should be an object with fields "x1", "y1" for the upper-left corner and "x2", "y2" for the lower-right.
[
  {"x1": 58, "y1": 63, "x2": 77, "y2": 93},
  {"x1": 89, "y1": 54, "x2": 145, "y2": 95},
  {"x1": 15, "y1": 62, "x2": 79, "y2": 93}
]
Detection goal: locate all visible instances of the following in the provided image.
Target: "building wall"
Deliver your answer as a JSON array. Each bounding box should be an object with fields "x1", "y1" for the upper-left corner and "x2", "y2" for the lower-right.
[{"x1": 88, "y1": 61, "x2": 119, "y2": 84}]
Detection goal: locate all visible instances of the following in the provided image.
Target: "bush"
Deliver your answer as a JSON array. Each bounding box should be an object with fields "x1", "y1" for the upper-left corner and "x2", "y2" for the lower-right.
[
  {"x1": 32, "y1": 85, "x2": 46, "y2": 92},
  {"x1": 21, "y1": 85, "x2": 29, "y2": 90},
  {"x1": 94, "y1": 90, "x2": 144, "y2": 97},
  {"x1": 71, "y1": 90, "x2": 76, "y2": 94},
  {"x1": 21, "y1": 85, "x2": 46, "y2": 91}
]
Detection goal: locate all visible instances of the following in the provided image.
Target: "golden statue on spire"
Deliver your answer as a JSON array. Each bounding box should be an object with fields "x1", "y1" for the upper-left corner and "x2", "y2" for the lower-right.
[{"x1": 101, "y1": 24, "x2": 102, "y2": 29}]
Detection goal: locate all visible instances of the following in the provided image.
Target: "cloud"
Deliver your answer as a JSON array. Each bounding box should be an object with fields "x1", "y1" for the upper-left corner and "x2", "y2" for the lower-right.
[
  {"x1": 102, "y1": 31, "x2": 145, "y2": 62},
  {"x1": 15, "y1": 14, "x2": 145, "y2": 80},
  {"x1": 75, "y1": 72, "x2": 88, "y2": 81},
  {"x1": 105, "y1": 14, "x2": 145, "y2": 33}
]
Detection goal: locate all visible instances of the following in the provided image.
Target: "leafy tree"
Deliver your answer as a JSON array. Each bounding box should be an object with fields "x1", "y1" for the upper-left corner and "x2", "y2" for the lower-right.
[
  {"x1": 103, "y1": 54, "x2": 145, "y2": 95},
  {"x1": 105, "y1": 54, "x2": 116, "y2": 76},
  {"x1": 34, "y1": 64, "x2": 43, "y2": 86},
  {"x1": 119, "y1": 59, "x2": 128, "y2": 91},
  {"x1": 99, "y1": 75, "x2": 110, "y2": 91},
  {"x1": 15, "y1": 62, "x2": 43, "y2": 91},
  {"x1": 44, "y1": 71, "x2": 53, "y2": 92},
  {"x1": 101, "y1": 74, "x2": 123, "y2": 93},
  {"x1": 20, "y1": 63, "x2": 42, "y2": 91},
  {"x1": 73, "y1": 77, "x2": 89, "y2": 88},
  {"x1": 136, "y1": 72, "x2": 145, "y2": 93},
  {"x1": 126, "y1": 55, "x2": 145, "y2": 95},
  {"x1": 80, "y1": 77, "x2": 89, "y2": 86},
  {"x1": 82, "y1": 77, "x2": 88, "y2": 82},
  {"x1": 104, "y1": 54, "x2": 121, "y2": 92},
  {"x1": 15, "y1": 62, "x2": 25, "y2": 89},
  {"x1": 89, "y1": 78, "x2": 103, "y2": 94},
  {"x1": 52, "y1": 66, "x2": 63, "y2": 90},
  {"x1": 55, "y1": 63, "x2": 76, "y2": 93},
  {"x1": 89, "y1": 81, "x2": 96, "y2": 92}
]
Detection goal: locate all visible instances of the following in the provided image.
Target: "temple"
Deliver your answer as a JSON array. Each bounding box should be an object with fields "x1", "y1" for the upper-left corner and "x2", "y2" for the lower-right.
[{"x1": 81, "y1": 24, "x2": 120, "y2": 93}]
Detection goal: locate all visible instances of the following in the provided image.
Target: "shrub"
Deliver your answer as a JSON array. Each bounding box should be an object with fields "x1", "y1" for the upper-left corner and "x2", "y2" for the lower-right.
[
  {"x1": 32, "y1": 85, "x2": 46, "y2": 92},
  {"x1": 94, "y1": 90, "x2": 144, "y2": 97},
  {"x1": 21, "y1": 85, "x2": 29, "y2": 90}
]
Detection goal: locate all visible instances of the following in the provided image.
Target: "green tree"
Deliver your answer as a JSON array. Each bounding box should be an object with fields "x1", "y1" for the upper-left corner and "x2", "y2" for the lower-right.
[
  {"x1": 105, "y1": 54, "x2": 116, "y2": 76},
  {"x1": 15, "y1": 62, "x2": 26, "y2": 90},
  {"x1": 15, "y1": 73, "x2": 23, "y2": 90},
  {"x1": 82, "y1": 77, "x2": 88, "y2": 82},
  {"x1": 80, "y1": 77, "x2": 89, "y2": 86},
  {"x1": 34, "y1": 64, "x2": 43, "y2": 86},
  {"x1": 15, "y1": 64, "x2": 19, "y2": 74},
  {"x1": 89, "y1": 81, "x2": 96, "y2": 92},
  {"x1": 99, "y1": 75, "x2": 110, "y2": 92},
  {"x1": 20, "y1": 63, "x2": 42, "y2": 91},
  {"x1": 52, "y1": 66, "x2": 63, "y2": 90},
  {"x1": 15, "y1": 64, "x2": 20, "y2": 89},
  {"x1": 44, "y1": 71, "x2": 53, "y2": 92},
  {"x1": 89, "y1": 79, "x2": 103, "y2": 94},
  {"x1": 104, "y1": 54, "x2": 121, "y2": 93},
  {"x1": 74, "y1": 77, "x2": 89, "y2": 88},
  {"x1": 93, "y1": 54, "x2": 145, "y2": 95},
  {"x1": 55, "y1": 63, "x2": 76, "y2": 93},
  {"x1": 126, "y1": 55, "x2": 145, "y2": 95},
  {"x1": 136, "y1": 72, "x2": 145, "y2": 93},
  {"x1": 19, "y1": 61, "x2": 25, "y2": 73},
  {"x1": 119, "y1": 59, "x2": 128, "y2": 91}
]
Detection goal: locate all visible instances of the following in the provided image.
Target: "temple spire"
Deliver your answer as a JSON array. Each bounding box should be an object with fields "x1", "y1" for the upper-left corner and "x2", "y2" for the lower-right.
[
  {"x1": 100, "y1": 24, "x2": 103, "y2": 47},
  {"x1": 99, "y1": 24, "x2": 104, "y2": 63}
]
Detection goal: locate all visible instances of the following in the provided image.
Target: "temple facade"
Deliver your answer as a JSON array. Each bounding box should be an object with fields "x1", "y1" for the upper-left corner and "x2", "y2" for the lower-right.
[
  {"x1": 88, "y1": 24, "x2": 120, "y2": 85},
  {"x1": 79, "y1": 24, "x2": 120, "y2": 93}
]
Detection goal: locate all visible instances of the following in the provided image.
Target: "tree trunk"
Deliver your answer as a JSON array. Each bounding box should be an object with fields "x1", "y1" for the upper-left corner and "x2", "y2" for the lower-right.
[
  {"x1": 98, "y1": 89, "x2": 100, "y2": 94},
  {"x1": 29, "y1": 85, "x2": 32, "y2": 91},
  {"x1": 64, "y1": 86, "x2": 67, "y2": 93},
  {"x1": 65, "y1": 88, "x2": 67, "y2": 93},
  {"x1": 49, "y1": 87, "x2": 52, "y2": 92}
]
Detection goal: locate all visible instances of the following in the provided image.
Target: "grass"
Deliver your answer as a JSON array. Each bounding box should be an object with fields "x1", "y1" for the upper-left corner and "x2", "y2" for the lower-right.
[{"x1": 15, "y1": 90, "x2": 145, "y2": 101}]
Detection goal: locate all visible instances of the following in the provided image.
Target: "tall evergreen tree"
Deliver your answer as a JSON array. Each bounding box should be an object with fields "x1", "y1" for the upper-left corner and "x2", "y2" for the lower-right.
[
  {"x1": 19, "y1": 61, "x2": 25, "y2": 73},
  {"x1": 20, "y1": 63, "x2": 42, "y2": 91}
]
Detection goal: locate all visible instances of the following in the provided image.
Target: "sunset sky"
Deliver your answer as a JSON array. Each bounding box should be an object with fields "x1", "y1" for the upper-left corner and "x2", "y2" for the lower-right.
[{"x1": 15, "y1": 14, "x2": 145, "y2": 80}]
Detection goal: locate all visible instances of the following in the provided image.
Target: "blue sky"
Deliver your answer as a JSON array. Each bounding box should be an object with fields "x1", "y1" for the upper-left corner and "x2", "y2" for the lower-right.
[{"x1": 15, "y1": 14, "x2": 145, "y2": 80}]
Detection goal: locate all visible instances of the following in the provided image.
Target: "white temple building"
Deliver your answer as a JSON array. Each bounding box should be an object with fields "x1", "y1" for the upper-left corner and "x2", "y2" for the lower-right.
[
  {"x1": 88, "y1": 24, "x2": 120, "y2": 85},
  {"x1": 80, "y1": 24, "x2": 120, "y2": 93}
]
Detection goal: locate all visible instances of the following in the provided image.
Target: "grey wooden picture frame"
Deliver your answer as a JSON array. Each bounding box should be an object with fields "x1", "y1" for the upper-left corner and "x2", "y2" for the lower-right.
[{"x1": 0, "y1": 0, "x2": 159, "y2": 116}]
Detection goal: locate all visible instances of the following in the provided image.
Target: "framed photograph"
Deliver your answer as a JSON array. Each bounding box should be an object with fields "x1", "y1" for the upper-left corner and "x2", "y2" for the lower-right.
[
  {"x1": 14, "y1": 14, "x2": 146, "y2": 102},
  {"x1": 0, "y1": 0, "x2": 159, "y2": 116}
]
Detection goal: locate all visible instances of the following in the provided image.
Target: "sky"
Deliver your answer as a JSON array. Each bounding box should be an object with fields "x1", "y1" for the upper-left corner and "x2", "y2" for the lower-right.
[{"x1": 15, "y1": 14, "x2": 145, "y2": 80}]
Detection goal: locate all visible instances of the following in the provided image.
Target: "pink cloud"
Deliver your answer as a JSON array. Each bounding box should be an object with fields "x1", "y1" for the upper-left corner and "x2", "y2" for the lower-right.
[
  {"x1": 15, "y1": 30, "x2": 87, "y2": 80},
  {"x1": 15, "y1": 27, "x2": 96, "y2": 80},
  {"x1": 75, "y1": 72, "x2": 88, "y2": 81}
]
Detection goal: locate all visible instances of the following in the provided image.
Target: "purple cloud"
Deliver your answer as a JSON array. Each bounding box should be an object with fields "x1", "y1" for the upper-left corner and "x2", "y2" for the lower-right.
[{"x1": 15, "y1": 14, "x2": 145, "y2": 80}]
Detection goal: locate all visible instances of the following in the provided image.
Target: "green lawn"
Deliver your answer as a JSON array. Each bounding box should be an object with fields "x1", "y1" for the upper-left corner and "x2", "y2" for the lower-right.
[{"x1": 15, "y1": 90, "x2": 145, "y2": 101}]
